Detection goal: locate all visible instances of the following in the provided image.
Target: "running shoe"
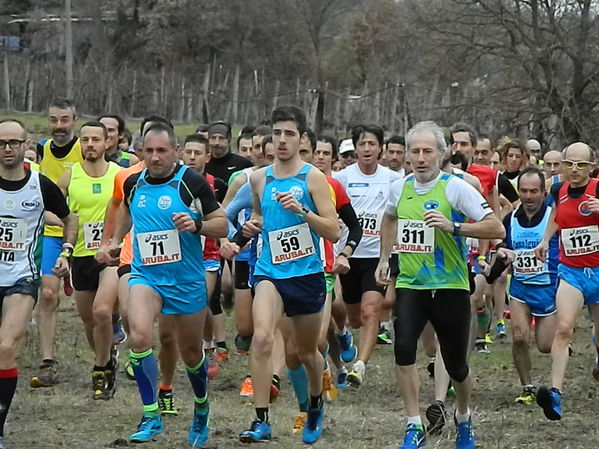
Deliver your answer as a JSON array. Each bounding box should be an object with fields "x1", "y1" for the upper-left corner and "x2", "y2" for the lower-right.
[
  {"x1": 455, "y1": 416, "x2": 476, "y2": 449},
  {"x1": 207, "y1": 353, "x2": 219, "y2": 380},
  {"x1": 240, "y1": 376, "x2": 254, "y2": 397},
  {"x1": 158, "y1": 389, "x2": 178, "y2": 416},
  {"x1": 475, "y1": 339, "x2": 490, "y2": 354},
  {"x1": 292, "y1": 412, "x2": 307, "y2": 434},
  {"x1": 515, "y1": 386, "x2": 536, "y2": 404},
  {"x1": 398, "y1": 423, "x2": 426, "y2": 449},
  {"x1": 129, "y1": 415, "x2": 164, "y2": 443},
  {"x1": 270, "y1": 376, "x2": 281, "y2": 403},
  {"x1": 92, "y1": 370, "x2": 110, "y2": 400},
  {"x1": 447, "y1": 386, "x2": 456, "y2": 398},
  {"x1": 427, "y1": 358, "x2": 435, "y2": 378},
  {"x1": 537, "y1": 386, "x2": 562, "y2": 420},
  {"x1": 215, "y1": 347, "x2": 229, "y2": 364},
  {"x1": 112, "y1": 319, "x2": 127, "y2": 345},
  {"x1": 323, "y1": 368, "x2": 338, "y2": 402},
  {"x1": 104, "y1": 359, "x2": 117, "y2": 399},
  {"x1": 124, "y1": 361, "x2": 135, "y2": 381},
  {"x1": 336, "y1": 331, "x2": 358, "y2": 363},
  {"x1": 347, "y1": 364, "x2": 364, "y2": 387},
  {"x1": 336, "y1": 368, "x2": 349, "y2": 389},
  {"x1": 239, "y1": 419, "x2": 271, "y2": 443},
  {"x1": 30, "y1": 360, "x2": 58, "y2": 388},
  {"x1": 484, "y1": 333, "x2": 494, "y2": 344},
  {"x1": 376, "y1": 326, "x2": 393, "y2": 345},
  {"x1": 592, "y1": 358, "x2": 599, "y2": 382},
  {"x1": 425, "y1": 400, "x2": 447, "y2": 436},
  {"x1": 496, "y1": 320, "x2": 507, "y2": 339},
  {"x1": 188, "y1": 406, "x2": 209, "y2": 447},
  {"x1": 302, "y1": 406, "x2": 325, "y2": 444}
]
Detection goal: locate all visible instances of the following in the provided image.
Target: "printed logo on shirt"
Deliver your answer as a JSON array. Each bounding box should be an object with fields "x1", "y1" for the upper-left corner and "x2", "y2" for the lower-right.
[
  {"x1": 289, "y1": 185, "x2": 304, "y2": 201},
  {"x1": 137, "y1": 194, "x2": 147, "y2": 208},
  {"x1": 423, "y1": 200, "x2": 440, "y2": 210},
  {"x1": 3, "y1": 199, "x2": 15, "y2": 210},
  {"x1": 21, "y1": 200, "x2": 40, "y2": 210},
  {"x1": 578, "y1": 201, "x2": 592, "y2": 216},
  {"x1": 158, "y1": 195, "x2": 172, "y2": 210},
  {"x1": 92, "y1": 183, "x2": 102, "y2": 194}
]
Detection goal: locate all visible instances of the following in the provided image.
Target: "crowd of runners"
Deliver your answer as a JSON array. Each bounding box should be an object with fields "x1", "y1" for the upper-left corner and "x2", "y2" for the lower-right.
[{"x1": 0, "y1": 98, "x2": 598, "y2": 449}]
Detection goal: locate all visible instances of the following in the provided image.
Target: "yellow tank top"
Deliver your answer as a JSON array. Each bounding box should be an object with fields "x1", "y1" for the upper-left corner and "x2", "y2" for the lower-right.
[
  {"x1": 40, "y1": 138, "x2": 83, "y2": 237},
  {"x1": 68, "y1": 161, "x2": 121, "y2": 257}
]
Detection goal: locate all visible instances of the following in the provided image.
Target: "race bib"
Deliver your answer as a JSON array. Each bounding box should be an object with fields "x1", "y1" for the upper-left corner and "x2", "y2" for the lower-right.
[
  {"x1": 561, "y1": 225, "x2": 599, "y2": 257},
  {"x1": 268, "y1": 223, "x2": 315, "y2": 264},
  {"x1": 137, "y1": 229, "x2": 181, "y2": 266},
  {"x1": 83, "y1": 221, "x2": 104, "y2": 250},
  {"x1": 396, "y1": 219, "x2": 434, "y2": 253},
  {"x1": 356, "y1": 210, "x2": 383, "y2": 237},
  {"x1": 514, "y1": 249, "x2": 545, "y2": 275},
  {"x1": 0, "y1": 217, "x2": 27, "y2": 251}
]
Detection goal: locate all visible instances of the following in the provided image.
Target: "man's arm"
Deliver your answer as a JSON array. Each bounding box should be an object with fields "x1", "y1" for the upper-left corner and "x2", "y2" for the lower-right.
[
  {"x1": 303, "y1": 169, "x2": 340, "y2": 243},
  {"x1": 222, "y1": 172, "x2": 247, "y2": 208},
  {"x1": 56, "y1": 169, "x2": 72, "y2": 197},
  {"x1": 534, "y1": 207, "x2": 558, "y2": 262},
  {"x1": 375, "y1": 212, "x2": 398, "y2": 285}
]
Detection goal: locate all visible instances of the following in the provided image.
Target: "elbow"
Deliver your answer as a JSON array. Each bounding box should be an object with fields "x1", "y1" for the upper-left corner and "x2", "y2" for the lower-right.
[
  {"x1": 495, "y1": 223, "x2": 506, "y2": 240},
  {"x1": 215, "y1": 218, "x2": 229, "y2": 238},
  {"x1": 326, "y1": 224, "x2": 340, "y2": 243}
]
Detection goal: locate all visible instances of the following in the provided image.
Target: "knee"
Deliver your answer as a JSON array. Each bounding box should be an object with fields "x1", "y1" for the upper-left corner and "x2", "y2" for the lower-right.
[
  {"x1": 0, "y1": 339, "x2": 18, "y2": 362},
  {"x1": 39, "y1": 287, "x2": 59, "y2": 310},
  {"x1": 129, "y1": 327, "x2": 152, "y2": 352},
  {"x1": 347, "y1": 311, "x2": 362, "y2": 329},
  {"x1": 252, "y1": 330, "x2": 274, "y2": 356},
  {"x1": 555, "y1": 323, "x2": 574, "y2": 341},
  {"x1": 158, "y1": 327, "x2": 177, "y2": 348},
  {"x1": 393, "y1": 338, "x2": 417, "y2": 366},
  {"x1": 92, "y1": 304, "x2": 112, "y2": 324},
  {"x1": 447, "y1": 363, "x2": 469, "y2": 383},
  {"x1": 512, "y1": 327, "x2": 528, "y2": 345},
  {"x1": 179, "y1": 344, "x2": 201, "y2": 367},
  {"x1": 538, "y1": 342, "x2": 552, "y2": 354}
]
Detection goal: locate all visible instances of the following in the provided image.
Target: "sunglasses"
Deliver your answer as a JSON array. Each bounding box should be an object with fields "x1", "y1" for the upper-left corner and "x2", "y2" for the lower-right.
[{"x1": 562, "y1": 160, "x2": 592, "y2": 169}]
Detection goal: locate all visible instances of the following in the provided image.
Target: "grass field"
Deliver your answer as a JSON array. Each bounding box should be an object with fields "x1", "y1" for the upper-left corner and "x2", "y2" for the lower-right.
[{"x1": 7, "y1": 296, "x2": 599, "y2": 449}]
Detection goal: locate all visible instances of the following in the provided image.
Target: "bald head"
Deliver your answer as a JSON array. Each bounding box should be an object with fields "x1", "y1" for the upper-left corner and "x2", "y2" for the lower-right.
[
  {"x1": 543, "y1": 150, "x2": 562, "y2": 176},
  {"x1": 563, "y1": 142, "x2": 593, "y2": 161},
  {"x1": 526, "y1": 139, "x2": 541, "y2": 152}
]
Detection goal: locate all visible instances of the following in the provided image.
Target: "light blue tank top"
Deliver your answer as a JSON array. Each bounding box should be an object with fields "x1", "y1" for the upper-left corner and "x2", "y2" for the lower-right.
[
  {"x1": 130, "y1": 166, "x2": 204, "y2": 285},
  {"x1": 254, "y1": 164, "x2": 323, "y2": 279},
  {"x1": 510, "y1": 206, "x2": 551, "y2": 285}
]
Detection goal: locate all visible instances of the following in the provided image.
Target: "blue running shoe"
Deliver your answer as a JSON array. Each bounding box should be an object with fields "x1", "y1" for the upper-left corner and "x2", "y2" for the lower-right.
[
  {"x1": 455, "y1": 417, "x2": 475, "y2": 449},
  {"x1": 239, "y1": 419, "x2": 271, "y2": 443},
  {"x1": 302, "y1": 407, "x2": 325, "y2": 444},
  {"x1": 337, "y1": 331, "x2": 357, "y2": 363},
  {"x1": 337, "y1": 369, "x2": 349, "y2": 389},
  {"x1": 112, "y1": 319, "x2": 127, "y2": 345},
  {"x1": 188, "y1": 407, "x2": 209, "y2": 447},
  {"x1": 536, "y1": 386, "x2": 562, "y2": 420},
  {"x1": 129, "y1": 415, "x2": 164, "y2": 443},
  {"x1": 398, "y1": 423, "x2": 427, "y2": 449}
]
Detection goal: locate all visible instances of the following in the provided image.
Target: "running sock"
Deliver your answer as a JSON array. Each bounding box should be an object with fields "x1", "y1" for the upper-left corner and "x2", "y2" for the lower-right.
[
  {"x1": 186, "y1": 353, "x2": 208, "y2": 401},
  {"x1": 130, "y1": 349, "x2": 159, "y2": 415},
  {"x1": 287, "y1": 365, "x2": 309, "y2": 412},
  {"x1": 216, "y1": 341, "x2": 227, "y2": 350},
  {"x1": 407, "y1": 415, "x2": 422, "y2": 426},
  {"x1": 194, "y1": 395, "x2": 209, "y2": 411},
  {"x1": 455, "y1": 409, "x2": 471, "y2": 423},
  {"x1": 353, "y1": 359, "x2": 366, "y2": 373},
  {"x1": 256, "y1": 407, "x2": 269, "y2": 422},
  {"x1": 159, "y1": 384, "x2": 172, "y2": 392},
  {"x1": 476, "y1": 306, "x2": 491, "y2": 331},
  {"x1": 0, "y1": 367, "x2": 18, "y2": 437},
  {"x1": 309, "y1": 394, "x2": 323, "y2": 409}
]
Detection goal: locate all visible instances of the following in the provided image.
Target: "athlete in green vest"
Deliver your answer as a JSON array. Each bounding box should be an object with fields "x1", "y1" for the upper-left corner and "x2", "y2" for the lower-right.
[{"x1": 375, "y1": 121, "x2": 505, "y2": 449}]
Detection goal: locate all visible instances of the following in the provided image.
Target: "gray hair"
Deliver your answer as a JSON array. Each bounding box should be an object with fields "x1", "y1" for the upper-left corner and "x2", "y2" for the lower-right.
[{"x1": 405, "y1": 121, "x2": 448, "y2": 154}]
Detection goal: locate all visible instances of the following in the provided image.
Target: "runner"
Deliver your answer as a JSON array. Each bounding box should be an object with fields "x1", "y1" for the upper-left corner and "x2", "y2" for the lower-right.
[
  {"x1": 534, "y1": 142, "x2": 599, "y2": 420},
  {"x1": 376, "y1": 120, "x2": 504, "y2": 449},
  {"x1": 98, "y1": 114, "x2": 139, "y2": 168},
  {"x1": 57, "y1": 121, "x2": 121, "y2": 399},
  {"x1": 205, "y1": 120, "x2": 252, "y2": 183},
  {"x1": 105, "y1": 122, "x2": 227, "y2": 446},
  {"x1": 31, "y1": 97, "x2": 83, "y2": 388},
  {"x1": 0, "y1": 119, "x2": 77, "y2": 447},
  {"x1": 238, "y1": 105, "x2": 339, "y2": 444},
  {"x1": 493, "y1": 166, "x2": 558, "y2": 404},
  {"x1": 334, "y1": 124, "x2": 402, "y2": 386}
]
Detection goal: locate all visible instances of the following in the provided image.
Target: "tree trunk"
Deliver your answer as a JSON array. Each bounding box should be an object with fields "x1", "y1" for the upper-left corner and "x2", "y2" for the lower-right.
[{"x1": 3, "y1": 51, "x2": 10, "y2": 110}]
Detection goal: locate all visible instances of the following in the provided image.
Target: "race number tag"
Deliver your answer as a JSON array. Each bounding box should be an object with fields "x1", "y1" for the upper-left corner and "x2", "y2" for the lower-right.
[
  {"x1": 514, "y1": 249, "x2": 544, "y2": 275},
  {"x1": 356, "y1": 210, "x2": 383, "y2": 237},
  {"x1": 0, "y1": 217, "x2": 27, "y2": 251},
  {"x1": 561, "y1": 225, "x2": 599, "y2": 257},
  {"x1": 268, "y1": 223, "x2": 315, "y2": 264},
  {"x1": 83, "y1": 221, "x2": 104, "y2": 250},
  {"x1": 397, "y1": 219, "x2": 434, "y2": 253},
  {"x1": 137, "y1": 229, "x2": 181, "y2": 266}
]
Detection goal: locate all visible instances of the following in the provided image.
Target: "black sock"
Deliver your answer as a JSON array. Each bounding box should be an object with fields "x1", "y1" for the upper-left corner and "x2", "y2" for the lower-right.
[
  {"x1": 272, "y1": 374, "x2": 280, "y2": 389},
  {"x1": 256, "y1": 407, "x2": 269, "y2": 422},
  {"x1": 0, "y1": 368, "x2": 18, "y2": 437},
  {"x1": 42, "y1": 359, "x2": 54, "y2": 366},
  {"x1": 216, "y1": 341, "x2": 227, "y2": 350},
  {"x1": 309, "y1": 394, "x2": 323, "y2": 409},
  {"x1": 93, "y1": 365, "x2": 105, "y2": 372}
]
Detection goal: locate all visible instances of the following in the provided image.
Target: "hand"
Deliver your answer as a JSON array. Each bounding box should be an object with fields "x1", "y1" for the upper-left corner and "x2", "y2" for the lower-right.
[
  {"x1": 95, "y1": 244, "x2": 111, "y2": 265},
  {"x1": 276, "y1": 192, "x2": 303, "y2": 214},
  {"x1": 52, "y1": 256, "x2": 70, "y2": 278},
  {"x1": 477, "y1": 258, "x2": 491, "y2": 276},
  {"x1": 172, "y1": 212, "x2": 197, "y2": 233},
  {"x1": 588, "y1": 197, "x2": 599, "y2": 215},
  {"x1": 495, "y1": 247, "x2": 516, "y2": 264},
  {"x1": 375, "y1": 260, "x2": 391, "y2": 286},
  {"x1": 243, "y1": 219, "x2": 261, "y2": 238},
  {"x1": 423, "y1": 210, "x2": 452, "y2": 233},
  {"x1": 220, "y1": 241, "x2": 240, "y2": 260},
  {"x1": 104, "y1": 244, "x2": 121, "y2": 266},
  {"x1": 534, "y1": 240, "x2": 548, "y2": 263},
  {"x1": 332, "y1": 254, "x2": 350, "y2": 274}
]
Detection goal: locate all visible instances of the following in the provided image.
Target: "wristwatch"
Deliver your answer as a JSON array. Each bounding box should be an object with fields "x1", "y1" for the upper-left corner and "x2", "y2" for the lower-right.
[
  {"x1": 298, "y1": 206, "x2": 310, "y2": 219},
  {"x1": 452, "y1": 222, "x2": 462, "y2": 236}
]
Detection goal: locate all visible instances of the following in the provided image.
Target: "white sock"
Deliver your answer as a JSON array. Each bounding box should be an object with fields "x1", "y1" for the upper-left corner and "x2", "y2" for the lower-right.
[
  {"x1": 455, "y1": 409, "x2": 471, "y2": 423},
  {"x1": 353, "y1": 360, "x2": 365, "y2": 374},
  {"x1": 407, "y1": 415, "x2": 422, "y2": 426}
]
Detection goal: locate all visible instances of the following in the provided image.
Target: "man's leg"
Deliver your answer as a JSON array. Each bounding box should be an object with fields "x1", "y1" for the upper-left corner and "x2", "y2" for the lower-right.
[
  {"x1": 510, "y1": 299, "x2": 532, "y2": 386},
  {"x1": 590, "y1": 303, "x2": 599, "y2": 380},
  {"x1": 92, "y1": 267, "x2": 119, "y2": 368},
  {"x1": 0, "y1": 293, "x2": 35, "y2": 439},
  {"x1": 74, "y1": 290, "x2": 96, "y2": 350}
]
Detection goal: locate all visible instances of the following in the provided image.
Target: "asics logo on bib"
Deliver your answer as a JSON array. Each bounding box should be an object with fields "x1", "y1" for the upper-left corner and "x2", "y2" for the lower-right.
[
  {"x1": 0, "y1": 220, "x2": 19, "y2": 228},
  {"x1": 144, "y1": 232, "x2": 169, "y2": 243},
  {"x1": 276, "y1": 228, "x2": 300, "y2": 240}
]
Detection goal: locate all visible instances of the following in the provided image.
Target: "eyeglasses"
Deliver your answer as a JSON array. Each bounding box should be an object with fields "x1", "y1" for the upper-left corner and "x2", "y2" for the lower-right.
[
  {"x1": 0, "y1": 139, "x2": 26, "y2": 149},
  {"x1": 562, "y1": 160, "x2": 592, "y2": 169}
]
